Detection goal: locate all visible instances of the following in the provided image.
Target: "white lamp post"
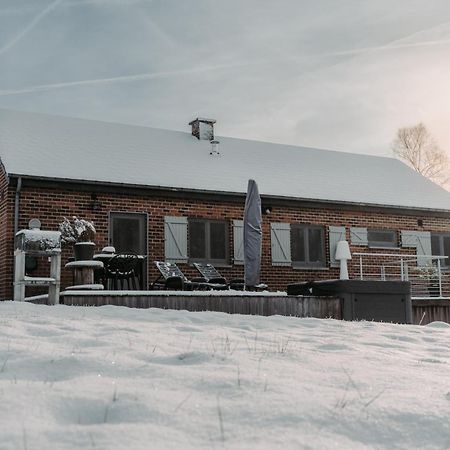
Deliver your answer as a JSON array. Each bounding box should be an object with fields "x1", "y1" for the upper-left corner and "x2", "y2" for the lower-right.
[{"x1": 335, "y1": 240, "x2": 352, "y2": 280}]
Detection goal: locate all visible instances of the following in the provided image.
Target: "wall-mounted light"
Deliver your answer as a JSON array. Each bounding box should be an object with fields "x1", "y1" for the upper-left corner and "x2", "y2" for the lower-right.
[
  {"x1": 262, "y1": 205, "x2": 272, "y2": 215},
  {"x1": 89, "y1": 193, "x2": 102, "y2": 211}
]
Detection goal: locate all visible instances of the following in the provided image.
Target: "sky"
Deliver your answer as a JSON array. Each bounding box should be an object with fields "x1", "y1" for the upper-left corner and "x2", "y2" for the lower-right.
[{"x1": 1, "y1": 0, "x2": 450, "y2": 157}]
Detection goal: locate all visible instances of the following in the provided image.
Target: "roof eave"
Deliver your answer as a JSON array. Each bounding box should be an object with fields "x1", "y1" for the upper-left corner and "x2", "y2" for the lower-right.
[{"x1": 8, "y1": 173, "x2": 450, "y2": 216}]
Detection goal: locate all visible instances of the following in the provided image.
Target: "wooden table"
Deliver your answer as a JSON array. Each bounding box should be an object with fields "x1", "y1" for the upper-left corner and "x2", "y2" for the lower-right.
[{"x1": 65, "y1": 260, "x2": 104, "y2": 287}]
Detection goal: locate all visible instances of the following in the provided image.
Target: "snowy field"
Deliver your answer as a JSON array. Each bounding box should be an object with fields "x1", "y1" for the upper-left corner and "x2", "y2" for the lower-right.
[{"x1": 1, "y1": 302, "x2": 449, "y2": 450}]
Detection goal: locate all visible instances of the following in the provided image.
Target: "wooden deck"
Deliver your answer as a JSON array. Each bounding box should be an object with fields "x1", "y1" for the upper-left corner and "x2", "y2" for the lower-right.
[
  {"x1": 61, "y1": 291, "x2": 342, "y2": 319},
  {"x1": 25, "y1": 291, "x2": 450, "y2": 325}
]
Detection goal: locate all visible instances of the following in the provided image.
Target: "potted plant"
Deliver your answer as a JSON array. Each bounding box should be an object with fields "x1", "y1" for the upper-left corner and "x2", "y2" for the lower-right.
[
  {"x1": 417, "y1": 263, "x2": 440, "y2": 297},
  {"x1": 59, "y1": 216, "x2": 96, "y2": 261}
]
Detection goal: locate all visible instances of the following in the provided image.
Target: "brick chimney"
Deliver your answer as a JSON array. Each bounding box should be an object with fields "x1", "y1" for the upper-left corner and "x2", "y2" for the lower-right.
[{"x1": 189, "y1": 118, "x2": 216, "y2": 140}]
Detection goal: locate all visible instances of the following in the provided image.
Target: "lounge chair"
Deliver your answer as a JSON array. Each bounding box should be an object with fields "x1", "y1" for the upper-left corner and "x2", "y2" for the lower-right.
[
  {"x1": 152, "y1": 261, "x2": 227, "y2": 291},
  {"x1": 192, "y1": 263, "x2": 245, "y2": 290},
  {"x1": 193, "y1": 263, "x2": 269, "y2": 291}
]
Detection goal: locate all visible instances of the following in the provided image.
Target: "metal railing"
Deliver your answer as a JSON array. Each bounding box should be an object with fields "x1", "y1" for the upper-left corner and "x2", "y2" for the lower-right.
[{"x1": 353, "y1": 252, "x2": 449, "y2": 299}]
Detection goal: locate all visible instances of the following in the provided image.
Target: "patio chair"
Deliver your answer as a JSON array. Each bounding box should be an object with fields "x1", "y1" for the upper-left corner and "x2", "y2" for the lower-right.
[
  {"x1": 104, "y1": 254, "x2": 139, "y2": 290},
  {"x1": 192, "y1": 263, "x2": 245, "y2": 290},
  {"x1": 152, "y1": 261, "x2": 227, "y2": 291}
]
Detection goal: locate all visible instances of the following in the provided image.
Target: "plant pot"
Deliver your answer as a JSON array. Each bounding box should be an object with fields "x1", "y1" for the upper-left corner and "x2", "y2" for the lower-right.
[{"x1": 74, "y1": 242, "x2": 96, "y2": 261}]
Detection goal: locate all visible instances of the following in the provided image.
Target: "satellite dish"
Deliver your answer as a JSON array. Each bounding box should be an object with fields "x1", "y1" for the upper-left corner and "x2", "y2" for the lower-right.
[{"x1": 29, "y1": 218, "x2": 41, "y2": 230}]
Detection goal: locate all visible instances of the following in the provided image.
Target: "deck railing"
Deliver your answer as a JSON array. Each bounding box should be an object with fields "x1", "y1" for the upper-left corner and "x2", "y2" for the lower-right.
[{"x1": 353, "y1": 252, "x2": 449, "y2": 299}]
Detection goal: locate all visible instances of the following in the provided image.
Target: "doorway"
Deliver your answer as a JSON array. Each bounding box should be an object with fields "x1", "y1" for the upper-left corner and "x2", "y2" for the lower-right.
[{"x1": 109, "y1": 212, "x2": 148, "y2": 289}]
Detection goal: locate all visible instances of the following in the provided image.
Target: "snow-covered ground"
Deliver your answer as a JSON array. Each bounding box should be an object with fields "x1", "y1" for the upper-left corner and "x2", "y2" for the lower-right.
[{"x1": 1, "y1": 302, "x2": 449, "y2": 450}]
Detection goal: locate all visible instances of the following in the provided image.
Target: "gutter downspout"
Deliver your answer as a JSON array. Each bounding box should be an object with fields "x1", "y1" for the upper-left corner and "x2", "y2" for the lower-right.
[
  {"x1": 13, "y1": 177, "x2": 22, "y2": 299},
  {"x1": 14, "y1": 176, "x2": 22, "y2": 241}
]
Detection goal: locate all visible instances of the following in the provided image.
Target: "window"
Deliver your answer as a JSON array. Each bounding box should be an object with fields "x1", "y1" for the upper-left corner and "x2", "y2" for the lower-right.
[
  {"x1": 431, "y1": 233, "x2": 450, "y2": 267},
  {"x1": 367, "y1": 229, "x2": 397, "y2": 248},
  {"x1": 189, "y1": 219, "x2": 228, "y2": 264},
  {"x1": 291, "y1": 224, "x2": 325, "y2": 267}
]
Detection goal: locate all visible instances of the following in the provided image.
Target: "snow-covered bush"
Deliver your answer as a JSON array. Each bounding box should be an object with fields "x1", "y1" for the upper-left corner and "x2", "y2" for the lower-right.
[
  {"x1": 59, "y1": 216, "x2": 96, "y2": 245},
  {"x1": 417, "y1": 263, "x2": 439, "y2": 282}
]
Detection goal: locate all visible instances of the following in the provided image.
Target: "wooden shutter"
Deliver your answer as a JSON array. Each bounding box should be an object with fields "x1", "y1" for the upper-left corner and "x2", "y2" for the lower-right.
[
  {"x1": 271, "y1": 223, "x2": 291, "y2": 266},
  {"x1": 401, "y1": 230, "x2": 418, "y2": 248},
  {"x1": 350, "y1": 227, "x2": 368, "y2": 246},
  {"x1": 164, "y1": 216, "x2": 188, "y2": 262},
  {"x1": 233, "y1": 220, "x2": 244, "y2": 265},
  {"x1": 329, "y1": 226, "x2": 346, "y2": 267},
  {"x1": 416, "y1": 232, "x2": 432, "y2": 266},
  {"x1": 401, "y1": 230, "x2": 432, "y2": 266}
]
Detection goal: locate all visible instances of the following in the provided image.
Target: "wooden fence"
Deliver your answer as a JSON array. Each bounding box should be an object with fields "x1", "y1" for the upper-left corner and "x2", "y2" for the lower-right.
[
  {"x1": 27, "y1": 292, "x2": 450, "y2": 325},
  {"x1": 412, "y1": 300, "x2": 450, "y2": 325},
  {"x1": 61, "y1": 292, "x2": 342, "y2": 319}
]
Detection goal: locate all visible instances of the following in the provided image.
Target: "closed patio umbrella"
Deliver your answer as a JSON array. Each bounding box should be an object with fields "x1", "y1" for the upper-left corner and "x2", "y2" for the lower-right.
[{"x1": 243, "y1": 179, "x2": 262, "y2": 288}]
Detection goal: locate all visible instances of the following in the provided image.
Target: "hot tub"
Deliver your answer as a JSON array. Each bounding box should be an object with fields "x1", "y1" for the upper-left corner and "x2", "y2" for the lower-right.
[{"x1": 287, "y1": 279, "x2": 412, "y2": 323}]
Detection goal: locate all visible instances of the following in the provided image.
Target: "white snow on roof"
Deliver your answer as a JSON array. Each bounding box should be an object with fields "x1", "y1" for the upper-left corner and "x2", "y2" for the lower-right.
[{"x1": 1, "y1": 108, "x2": 450, "y2": 211}]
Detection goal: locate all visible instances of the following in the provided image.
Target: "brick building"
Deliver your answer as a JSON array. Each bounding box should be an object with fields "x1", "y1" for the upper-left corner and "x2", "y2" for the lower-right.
[{"x1": 1, "y1": 108, "x2": 450, "y2": 299}]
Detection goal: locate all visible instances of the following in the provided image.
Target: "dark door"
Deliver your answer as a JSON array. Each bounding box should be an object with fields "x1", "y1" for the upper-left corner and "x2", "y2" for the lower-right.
[{"x1": 109, "y1": 212, "x2": 148, "y2": 288}]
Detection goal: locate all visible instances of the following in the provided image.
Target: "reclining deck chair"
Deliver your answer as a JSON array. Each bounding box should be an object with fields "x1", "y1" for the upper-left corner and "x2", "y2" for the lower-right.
[
  {"x1": 152, "y1": 261, "x2": 227, "y2": 291},
  {"x1": 192, "y1": 263, "x2": 245, "y2": 290}
]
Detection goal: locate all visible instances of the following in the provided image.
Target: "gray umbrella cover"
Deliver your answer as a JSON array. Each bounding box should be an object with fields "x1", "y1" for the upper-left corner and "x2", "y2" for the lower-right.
[{"x1": 243, "y1": 179, "x2": 262, "y2": 287}]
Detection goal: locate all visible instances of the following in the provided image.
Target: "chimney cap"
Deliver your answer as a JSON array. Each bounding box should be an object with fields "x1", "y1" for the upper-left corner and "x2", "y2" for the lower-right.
[{"x1": 189, "y1": 117, "x2": 216, "y2": 125}]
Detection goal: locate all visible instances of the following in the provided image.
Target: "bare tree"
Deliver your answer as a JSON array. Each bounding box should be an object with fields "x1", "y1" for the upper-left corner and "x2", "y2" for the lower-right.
[{"x1": 392, "y1": 123, "x2": 449, "y2": 187}]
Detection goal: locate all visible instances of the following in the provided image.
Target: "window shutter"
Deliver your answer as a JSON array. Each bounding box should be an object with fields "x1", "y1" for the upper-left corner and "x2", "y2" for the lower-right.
[
  {"x1": 416, "y1": 232, "x2": 432, "y2": 267},
  {"x1": 329, "y1": 226, "x2": 346, "y2": 267},
  {"x1": 401, "y1": 230, "x2": 418, "y2": 248},
  {"x1": 233, "y1": 220, "x2": 244, "y2": 265},
  {"x1": 401, "y1": 230, "x2": 432, "y2": 266},
  {"x1": 271, "y1": 223, "x2": 291, "y2": 266},
  {"x1": 164, "y1": 216, "x2": 188, "y2": 262},
  {"x1": 350, "y1": 227, "x2": 368, "y2": 246}
]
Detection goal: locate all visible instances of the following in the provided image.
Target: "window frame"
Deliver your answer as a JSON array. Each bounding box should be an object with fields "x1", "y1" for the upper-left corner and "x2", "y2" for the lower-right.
[
  {"x1": 367, "y1": 229, "x2": 397, "y2": 248},
  {"x1": 291, "y1": 224, "x2": 326, "y2": 268},
  {"x1": 431, "y1": 232, "x2": 450, "y2": 268},
  {"x1": 188, "y1": 218, "x2": 229, "y2": 265}
]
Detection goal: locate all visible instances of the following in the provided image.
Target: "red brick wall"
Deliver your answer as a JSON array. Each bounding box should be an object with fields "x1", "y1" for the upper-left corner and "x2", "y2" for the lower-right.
[{"x1": 2, "y1": 180, "x2": 449, "y2": 299}]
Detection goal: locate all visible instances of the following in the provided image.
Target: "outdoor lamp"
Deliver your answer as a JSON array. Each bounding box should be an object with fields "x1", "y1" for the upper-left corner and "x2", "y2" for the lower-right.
[
  {"x1": 89, "y1": 193, "x2": 102, "y2": 211},
  {"x1": 335, "y1": 240, "x2": 352, "y2": 280}
]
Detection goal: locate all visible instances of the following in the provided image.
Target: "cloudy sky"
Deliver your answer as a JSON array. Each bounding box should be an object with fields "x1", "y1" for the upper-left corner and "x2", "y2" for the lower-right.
[{"x1": 1, "y1": 0, "x2": 450, "y2": 157}]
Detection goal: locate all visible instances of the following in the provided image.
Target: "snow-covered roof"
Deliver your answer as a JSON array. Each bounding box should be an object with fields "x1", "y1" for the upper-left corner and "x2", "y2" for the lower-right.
[{"x1": 1, "y1": 108, "x2": 450, "y2": 212}]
